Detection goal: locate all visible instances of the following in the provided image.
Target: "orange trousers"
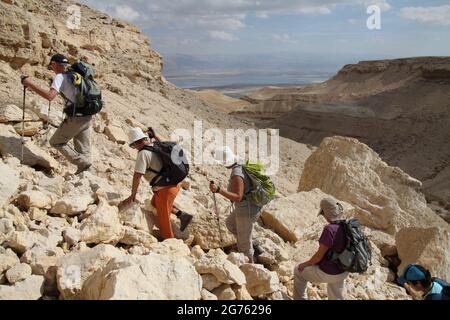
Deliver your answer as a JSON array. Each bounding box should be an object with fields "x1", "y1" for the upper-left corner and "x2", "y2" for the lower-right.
[{"x1": 151, "y1": 184, "x2": 181, "y2": 240}]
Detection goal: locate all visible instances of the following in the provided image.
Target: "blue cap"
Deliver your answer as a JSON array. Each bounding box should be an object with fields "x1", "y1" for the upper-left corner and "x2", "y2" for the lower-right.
[{"x1": 397, "y1": 264, "x2": 427, "y2": 286}]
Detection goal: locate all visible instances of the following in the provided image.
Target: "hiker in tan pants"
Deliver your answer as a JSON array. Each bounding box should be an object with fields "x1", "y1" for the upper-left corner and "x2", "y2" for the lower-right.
[{"x1": 21, "y1": 54, "x2": 92, "y2": 174}]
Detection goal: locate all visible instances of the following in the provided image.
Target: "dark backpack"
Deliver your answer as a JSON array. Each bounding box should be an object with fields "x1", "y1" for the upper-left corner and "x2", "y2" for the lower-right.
[
  {"x1": 63, "y1": 61, "x2": 104, "y2": 116},
  {"x1": 141, "y1": 142, "x2": 189, "y2": 188},
  {"x1": 328, "y1": 219, "x2": 372, "y2": 273},
  {"x1": 425, "y1": 279, "x2": 450, "y2": 300}
]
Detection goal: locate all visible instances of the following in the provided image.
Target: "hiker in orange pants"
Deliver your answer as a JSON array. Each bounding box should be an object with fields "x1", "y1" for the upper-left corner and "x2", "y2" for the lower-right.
[
  {"x1": 151, "y1": 184, "x2": 181, "y2": 239},
  {"x1": 119, "y1": 127, "x2": 192, "y2": 240}
]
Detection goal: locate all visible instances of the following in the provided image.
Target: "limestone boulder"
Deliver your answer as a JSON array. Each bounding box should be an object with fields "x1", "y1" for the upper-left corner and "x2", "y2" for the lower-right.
[
  {"x1": 0, "y1": 218, "x2": 14, "y2": 235},
  {"x1": 119, "y1": 202, "x2": 154, "y2": 233},
  {"x1": 29, "y1": 100, "x2": 63, "y2": 127},
  {"x1": 0, "y1": 275, "x2": 44, "y2": 300},
  {"x1": 195, "y1": 255, "x2": 246, "y2": 286},
  {"x1": 20, "y1": 246, "x2": 65, "y2": 275},
  {"x1": 119, "y1": 226, "x2": 158, "y2": 248},
  {"x1": 227, "y1": 252, "x2": 248, "y2": 267},
  {"x1": 253, "y1": 238, "x2": 290, "y2": 266},
  {"x1": 63, "y1": 227, "x2": 81, "y2": 247},
  {"x1": 202, "y1": 273, "x2": 222, "y2": 291},
  {"x1": 16, "y1": 190, "x2": 52, "y2": 210},
  {"x1": 79, "y1": 200, "x2": 124, "y2": 244},
  {"x1": 240, "y1": 264, "x2": 280, "y2": 297},
  {"x1": 56, "y1": 244, "x2": 123, "y2": 300},
  {"x1": 212, "y1": 284, "x2": 236, "y2": 300},
  {"x1": 201, "y1": 289, "x2": 218, "y2": 300},
  {"x1": 0, "y1": 163, "x2": 20, "y2": 207},
  {"x1": 299, "y1": 136, "x2": 443, "y2": 235},
  {"x1": 172, "y1": 192, "x2": 235, "y2": 250},
  {"x1": 261, "y1": 188, "x2": 354, "y2": 242},
  {"x1": 6, "y1": 230, "x2": 47, "y2": 254},
  {"x1": 0, "y1": 249, "x2": 20, "y2": 273},
  {"x1": 233, "y1": 285, "x2": 253, "y2": 300},
  {"x1": 104, "y1": 123, "x2": 128, "y2": 145},
  {"x1": 0, "y1": 124, "x2": 58, "y2": 169},
  {"x1": 396, "y1": 227, "x2": 450, "y2": 280},
  {"x1": 147, "y1": 238, "x2": 191, "y2": 256},
  {"x1": 0, "y1": 104, "x2": 24, "y2": 122},
  {"x1": 14, "y1": 122, "x2": 41, "y2": 137},
  {"x1": 82, "y1": 254, "x2": 202, "y2": 300},
  {"x1": 50, "y1": 194, "x2": 95, "y2": 216},
  {"x1": 5, "y1": 263, "x2": 32, "y2": 284}
]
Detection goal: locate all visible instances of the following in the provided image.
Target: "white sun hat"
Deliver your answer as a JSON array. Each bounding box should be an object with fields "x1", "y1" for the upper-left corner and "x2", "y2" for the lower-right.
[
  {"x1": 128, "y1": 127, "x2": 147, "y2": 146},
  {"x1": 212, "y1": 146, "x2": 239, "y2": 167}
]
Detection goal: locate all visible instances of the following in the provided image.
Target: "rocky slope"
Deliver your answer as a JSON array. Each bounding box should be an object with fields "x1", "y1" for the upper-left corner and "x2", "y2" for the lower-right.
[
  {"x1": 0, "y1": 0, "x2": 449, "y2": 300},
  {"x1": 233, "y1": 58, "x2": 450, "y2": 220}
]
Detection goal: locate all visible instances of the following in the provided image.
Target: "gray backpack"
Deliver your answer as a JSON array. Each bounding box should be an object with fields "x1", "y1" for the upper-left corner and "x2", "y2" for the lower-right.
[
  {"x1": 328, "y1": 219, "x2": 372, "y2": 273},
  {"x1": 64, "y1": 61, "x2": 104, "y2": 116}
]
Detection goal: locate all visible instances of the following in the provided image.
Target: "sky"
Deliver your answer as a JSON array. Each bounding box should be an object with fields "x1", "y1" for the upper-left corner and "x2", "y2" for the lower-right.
[{"x1": 78, "y1": 0, "x2": 450, "y2": 76}]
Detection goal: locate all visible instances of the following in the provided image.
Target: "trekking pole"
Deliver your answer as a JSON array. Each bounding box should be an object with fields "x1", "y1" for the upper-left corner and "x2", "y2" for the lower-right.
[
  {"x1": 210, "y1": 181, "x2": 224, "y2": 248},
  {"x1": 20, "y1": 76, "x2": 28, "y2": 164},
  {"x1": 45, "y1": 77, "x2": 53, "y2": 143}
]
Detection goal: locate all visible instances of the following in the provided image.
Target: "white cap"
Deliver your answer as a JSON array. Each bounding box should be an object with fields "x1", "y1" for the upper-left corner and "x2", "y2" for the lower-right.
[
  {"x1": 212, "y1": 146, "x2": 239, "y2": 167},
  {"x1": 128, "y1": 127, "x2": 147, "y2": 146}
]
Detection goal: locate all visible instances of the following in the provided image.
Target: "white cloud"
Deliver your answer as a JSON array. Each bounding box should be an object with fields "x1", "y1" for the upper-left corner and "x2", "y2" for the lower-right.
[
  {"x1": 113, "y1": 5, "x2": 140, "y2": 21},
  {"x1": 272, "y1": 34, "x2": 297, "y2": 44},
  {"x1": 209, "y1": 31, "x2": 239, "y2": 41},
  {"x1": 399, "y1": 5, "x2": 450, "y2": 26}
]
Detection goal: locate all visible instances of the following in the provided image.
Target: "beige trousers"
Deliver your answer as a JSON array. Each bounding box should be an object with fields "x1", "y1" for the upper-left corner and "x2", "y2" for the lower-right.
[
  {"x1": 226, "y1": 201, "x2": 261, "y2": 260},
  {"x1": 49, "y1": 115, "x2": 92, "y2": 168},
  {"x1": 293, "y1": 265, "x2": 349, "y2": 300}
]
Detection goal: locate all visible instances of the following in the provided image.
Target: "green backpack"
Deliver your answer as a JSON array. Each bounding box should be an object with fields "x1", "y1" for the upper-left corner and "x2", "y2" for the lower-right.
[
  {"x1": 64, "y1": 61, "x2": 104, "y2": 116},
  {"x1": 242, "y1": 161, "x2": 276, "y2": 207}
]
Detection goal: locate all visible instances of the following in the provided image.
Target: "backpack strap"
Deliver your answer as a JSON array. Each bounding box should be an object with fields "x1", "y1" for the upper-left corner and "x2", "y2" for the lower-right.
[{"x1": 139, "y1": 146, "x2": 163, "y2": 184}]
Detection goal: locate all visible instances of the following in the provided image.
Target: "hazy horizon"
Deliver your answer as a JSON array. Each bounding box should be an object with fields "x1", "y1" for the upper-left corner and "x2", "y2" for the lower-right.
[{"x1": 78, "y1": 0, "x2": 450, "y2": 86}]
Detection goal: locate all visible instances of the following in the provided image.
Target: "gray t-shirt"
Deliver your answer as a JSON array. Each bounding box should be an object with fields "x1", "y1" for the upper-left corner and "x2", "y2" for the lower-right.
[
  {"x1": 51, "y1": 73, "x2": 77, "y2": 103},
  {"x1": 228, "y1": 165, "x2": 252, "y2": 201}
]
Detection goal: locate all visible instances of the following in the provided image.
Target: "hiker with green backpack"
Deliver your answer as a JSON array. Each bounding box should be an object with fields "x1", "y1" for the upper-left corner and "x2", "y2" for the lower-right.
[
  {"x1": 210, "y1": 146, "x2": 275, "y2": 263},
  {"x1": 21, "y1": 53, "x2": 103, "y2": 174}
]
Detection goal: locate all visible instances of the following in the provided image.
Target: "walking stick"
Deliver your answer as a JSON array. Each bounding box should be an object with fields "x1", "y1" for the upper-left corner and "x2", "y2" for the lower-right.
[
  {"x1": 20, "y1": 76, "x2": 27, "y2": 164},
  {"x1": 211, "y1": 181, "x2": 224, "y2": 248}
]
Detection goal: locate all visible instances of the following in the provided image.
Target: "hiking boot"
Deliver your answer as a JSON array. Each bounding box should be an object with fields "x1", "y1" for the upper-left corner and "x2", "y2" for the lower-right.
[
  {"x1": 75, "y1": 163, "x2": 92, "y2": 175},
  {"x1": 253, "y1": 243, "x2": 263, "y2": 256},
  {"x1": 178, "y1": 212, "x2": 193, "y2": 232}
]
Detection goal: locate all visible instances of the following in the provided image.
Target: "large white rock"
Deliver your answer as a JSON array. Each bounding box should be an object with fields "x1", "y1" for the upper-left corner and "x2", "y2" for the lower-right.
[
  {"x1": 0, "y1": 249, "x2": 20, "y2": 273},
  {"x1": 147, "y1": 238, "x2": 191, "y2": 256},
  {"x1": 212, "y1": 284, "x2": 236, "y2": 300},
  {"x1": 79, "y1": 200, "x2": 124, "y2": 244},
  {"x1": 0, "y1": 124, "x2": 59, "y2": 169},
  {"x1": 63, "y1": 227, "x2": 81, "y2": 246},
  {"x1": 6, "y1": 230, "x2": 47, "y2": 254},
  {"x1": 5, "y1": 263, "x2": 32, "y2": 284},
  {"x1": 240, "y1": 264, "x2": 280, "y2": 297},
  {"x1": 119, "y1": 202, "x2": 154, "y2": 232},
  {"x1": 202, "y1": 273, "x2": 222, "y2": 291},
  {"x1": 82, "y1": 253, "x2": 203, "y2": 300},
  {"x1": 396, "y1": 227, "x2": 450, "y2": 280},
  {"x1": 0, "y1": 163, "x2": 19, "y2": 208},
  {"x1": 0, "y1": 218, "x2": 14, "y2": 235},
  {"x1": 16, "y1": 190, "x2": 52, "y2": 210},
  {"x1": 194, "y1": 255, "x2": 246, "y2": 286},
  {"x1": 104, "y1": 123, "x2": 128, "y2": 145},
  {"x1": 261, "y1": 188, "x2": 354, "y2": 242},
  {"x1": 0, "y1": 104, "x2": 26, "y2": 122},
  {"x1": 50, "y1": 194, "x2": 95, "y2": 216},
  {"x1": 56, "y1": 244, "x2": 123, "y2": 300},
  {"x1": 21, "y1": 246, "x2": 65, "y2": 275},
  {"x1": 0, "y1": 275, "x2": 44, "y2": 300},
  {"x1": 14, "y1": 122, "x2": 41, "y2": 137},
  {"x1": 253, "y1": 238, "x2": 290, "y2": 266},
  {"x1": 172, "y1": 192, "x2": 235, "y2": 250},
  {"x1": 119, "y1": 226, "x2": 158, "y2": 248},
  {"x1": 299, "y1": 136, "x2": 444, "y2": 235},
  {"x1": 29, "y1": 100, "x2": 63, "y2": 127}
]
